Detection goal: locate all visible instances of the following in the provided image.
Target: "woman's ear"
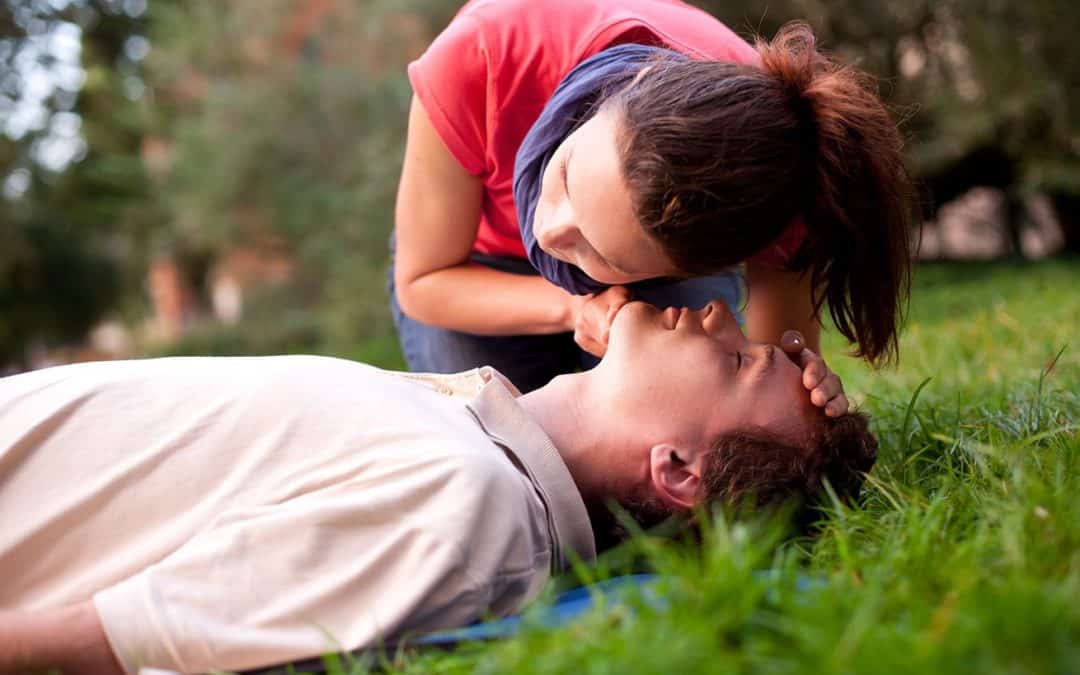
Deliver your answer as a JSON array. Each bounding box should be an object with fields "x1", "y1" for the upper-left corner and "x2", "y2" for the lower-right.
[{"x1": 648, "y1": 443, "x2": 706, "y2": 510}]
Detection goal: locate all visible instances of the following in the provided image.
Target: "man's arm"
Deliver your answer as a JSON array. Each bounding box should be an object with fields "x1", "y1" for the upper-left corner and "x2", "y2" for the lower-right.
[
  {"x1": 0, "y1": 601, "x2": 125, "y2": 675},
  {"x1": 88, "y1": 463, "x2": 514, "y2": 673}
]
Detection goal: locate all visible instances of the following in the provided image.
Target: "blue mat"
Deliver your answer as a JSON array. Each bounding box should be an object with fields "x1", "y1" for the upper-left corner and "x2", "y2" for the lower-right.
[
  {"x1": 414, "y1": 573, "x2": 659, "y2": 645},
  {"x1": 242, "y1": 572, "x2": 821, "y2": 673},
  {"x1": 242, "y1": 574, "x2": 659, "y2": 674}
]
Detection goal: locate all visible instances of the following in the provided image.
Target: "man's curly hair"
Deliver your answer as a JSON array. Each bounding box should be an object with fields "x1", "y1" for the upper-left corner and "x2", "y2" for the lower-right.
[
  {"x1": 600, "y1": 410, "x2": 878, "y2": 545},
  {"x1": 701, "y1": 410, "x2": 878, "y2": 523}
]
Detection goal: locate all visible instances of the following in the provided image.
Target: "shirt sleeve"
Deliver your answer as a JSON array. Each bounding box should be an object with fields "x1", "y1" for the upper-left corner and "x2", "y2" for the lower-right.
[
  {"x1": 407, "y1": 14, "x2": 491, "y2": 176},
  {"x1": 91, "y1": 455, "x2": 523, "y2": 674}
]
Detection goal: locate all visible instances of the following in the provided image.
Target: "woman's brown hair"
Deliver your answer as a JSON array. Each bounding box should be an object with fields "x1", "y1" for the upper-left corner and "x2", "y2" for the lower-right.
[{"x1": 605, "y1": 22, "x2": 915, "y2": 365}]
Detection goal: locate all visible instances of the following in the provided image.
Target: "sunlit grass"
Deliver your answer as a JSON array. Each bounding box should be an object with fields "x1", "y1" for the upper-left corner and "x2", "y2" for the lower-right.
[{"x1": 257, "y1": 260, "x2": 1080, "y2": 675}]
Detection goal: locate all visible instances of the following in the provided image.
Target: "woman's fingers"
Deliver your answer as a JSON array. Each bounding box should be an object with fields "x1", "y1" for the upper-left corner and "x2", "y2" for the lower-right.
[
  {"x1": 572, "y1": 286, "x2": 631, "y2": 356},
  {"x1": 824, "y1": 392, "x2": 849, "y2": 418},
  {"x1": 812, "y1": 368, "x2": 849, "y2": 415},
  {"x1": 811, "y1": 370, "x2": 843, "y2": 405},
  {"x1": 599, "y1": 286, "x2": 632, "y2": 344},
  {"x1": 780, "y1": 329, "x2": 849, "y2": 416},
  {"x1": 571, "y1": 293, "x2": 603, "y2": 356},
  {"x1": 575, "y1": 332, "x2": 605, "y2": 357},
  {"x1": 802, "y1": 355, "x2": 830, "y2": 391}
]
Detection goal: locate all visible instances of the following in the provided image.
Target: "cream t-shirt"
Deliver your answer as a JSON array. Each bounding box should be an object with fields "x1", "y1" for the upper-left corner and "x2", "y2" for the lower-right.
[{"x1": 0, "y1": 356, "x2": 595, "y2": 674}]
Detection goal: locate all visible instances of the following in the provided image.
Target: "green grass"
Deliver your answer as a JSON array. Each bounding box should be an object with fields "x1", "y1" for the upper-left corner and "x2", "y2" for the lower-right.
[{"x1": 267, "y1": 260, "x2": 1080, "y2": 675}]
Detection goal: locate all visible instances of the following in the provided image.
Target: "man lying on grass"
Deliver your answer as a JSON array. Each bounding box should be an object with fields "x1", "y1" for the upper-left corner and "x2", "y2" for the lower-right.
[{"x1": 0, "y1": 300, "x2": 876, "y2": 675}]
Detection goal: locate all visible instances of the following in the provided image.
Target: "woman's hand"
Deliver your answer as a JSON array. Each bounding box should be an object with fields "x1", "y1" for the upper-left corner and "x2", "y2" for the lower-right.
[
  {"x1": 569, "y1": 286, "x2": 632, "y2": 357},
  {"x1": 781, "y1": 330, "x2": 849, "y2": 417}
]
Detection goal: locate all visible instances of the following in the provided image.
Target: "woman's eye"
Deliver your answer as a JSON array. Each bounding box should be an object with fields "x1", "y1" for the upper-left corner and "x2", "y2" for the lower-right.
[{"x1": 736, "y1": 352, "x2": 743, "y2": 370}]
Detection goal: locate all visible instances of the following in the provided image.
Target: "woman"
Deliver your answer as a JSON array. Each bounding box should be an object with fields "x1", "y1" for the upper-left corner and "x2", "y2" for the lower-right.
[{"x1": 390, "y1": 0, "x2": 914, "y2": 412}]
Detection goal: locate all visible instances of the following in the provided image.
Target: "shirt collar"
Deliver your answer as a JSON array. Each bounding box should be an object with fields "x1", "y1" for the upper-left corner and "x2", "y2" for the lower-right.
[
  {"x1": 390, "y1": 367, "x2": 497, "y2": 399},
  {"x1": 466, "y1": 369, "x2": 597, "y2": 569}
]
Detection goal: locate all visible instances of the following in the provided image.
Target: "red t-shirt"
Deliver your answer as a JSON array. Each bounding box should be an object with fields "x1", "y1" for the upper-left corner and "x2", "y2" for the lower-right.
[{"x1": 408, "y1": 0, "x2": 803, "y2": 264}]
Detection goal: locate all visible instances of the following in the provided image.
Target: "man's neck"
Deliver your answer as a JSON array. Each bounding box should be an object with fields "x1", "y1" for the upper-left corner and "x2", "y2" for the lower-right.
[{"x1": 516, "y1": 372, "x2": 608, "y2": 505}]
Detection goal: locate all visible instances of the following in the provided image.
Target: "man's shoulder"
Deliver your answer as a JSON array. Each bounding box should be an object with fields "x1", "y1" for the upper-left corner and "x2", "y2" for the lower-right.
[
  {"x1": 412, "y1": 434, "x2": 554, "y2": 582},
  {"x1": 422, "y1": 434, "x2": 530, "y2": 495}
]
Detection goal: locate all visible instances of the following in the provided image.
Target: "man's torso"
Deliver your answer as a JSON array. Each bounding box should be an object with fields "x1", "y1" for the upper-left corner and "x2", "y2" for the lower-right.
[{"x1": 0, "y1": 356, "x2": 557, "y2": 672}]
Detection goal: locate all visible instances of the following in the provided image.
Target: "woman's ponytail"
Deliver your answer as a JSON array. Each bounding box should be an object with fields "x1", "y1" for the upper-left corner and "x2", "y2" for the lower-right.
[
  {"x1": 610, "y1": 22, "x2": 915, "y2": 365},
  {"x1": 758, "y1": 23, "x2": 915, "y2": 365}
]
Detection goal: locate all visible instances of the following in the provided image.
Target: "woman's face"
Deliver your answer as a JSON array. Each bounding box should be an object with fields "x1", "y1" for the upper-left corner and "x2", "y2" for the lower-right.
[{"x1": 531, "y1": 109, "x2": 679, "y2": 285}]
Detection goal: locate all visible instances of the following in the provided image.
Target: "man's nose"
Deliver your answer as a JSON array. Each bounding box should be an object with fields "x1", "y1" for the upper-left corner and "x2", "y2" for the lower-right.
[
  {"x1": 707, "y1": 300, "x2": 741, "y2": 333},
  {"x1": 702, "y1": 300, "x2": 750, "y2": 348}
]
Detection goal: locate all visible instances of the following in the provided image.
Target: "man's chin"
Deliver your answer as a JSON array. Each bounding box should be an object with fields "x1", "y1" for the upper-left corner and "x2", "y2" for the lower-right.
[
  {"x1": 611, "y1": 300, "x2": 653, "y2": 324},
  {"x1": 605, "y1": 301, "x2": 656, "y2": 353}
]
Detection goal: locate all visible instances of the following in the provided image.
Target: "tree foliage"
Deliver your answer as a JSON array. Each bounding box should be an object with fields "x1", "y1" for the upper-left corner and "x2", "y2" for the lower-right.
[
  {"x1": 0, "y1": 0, "x2": 154, "y2": 366},
  {"x1": 144, "y1": 0, "x2": 460, "y2": 356}
]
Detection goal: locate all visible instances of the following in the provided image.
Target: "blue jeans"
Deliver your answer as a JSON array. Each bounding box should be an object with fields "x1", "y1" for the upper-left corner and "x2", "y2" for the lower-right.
[{"x1": 388, "y1": 247, "x2": 744, "y2": 393}]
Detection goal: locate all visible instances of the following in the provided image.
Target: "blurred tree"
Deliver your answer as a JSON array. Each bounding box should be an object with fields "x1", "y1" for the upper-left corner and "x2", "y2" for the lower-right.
[
  {"x1": 144, "y1": 0, "x2": 460, "y2": 356},
  {"x1": 0, "y1": 0, "x2": 154, "y2": 368}
]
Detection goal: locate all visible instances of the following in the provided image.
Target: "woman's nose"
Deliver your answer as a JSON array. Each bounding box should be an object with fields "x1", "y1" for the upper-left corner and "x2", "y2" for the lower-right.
[{"x1": 536, "y1": 204, "x2": 579, "y2": 252}]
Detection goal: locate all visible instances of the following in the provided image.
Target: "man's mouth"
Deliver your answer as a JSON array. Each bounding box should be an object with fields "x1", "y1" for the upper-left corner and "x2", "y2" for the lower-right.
[{"x1": 671, "y1": 303, "x2": 717, "y2": 330}]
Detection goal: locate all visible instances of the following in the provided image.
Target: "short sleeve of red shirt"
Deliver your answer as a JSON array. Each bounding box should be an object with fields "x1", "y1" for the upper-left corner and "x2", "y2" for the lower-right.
[{"x1": 407, "y1": 14, "x2": 490, "y2": 176}]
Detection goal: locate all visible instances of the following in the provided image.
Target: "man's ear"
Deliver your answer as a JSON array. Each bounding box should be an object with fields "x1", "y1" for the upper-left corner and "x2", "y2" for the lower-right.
[{"x1": 649, "y1": 443, "x2": 707, "y2": 510}]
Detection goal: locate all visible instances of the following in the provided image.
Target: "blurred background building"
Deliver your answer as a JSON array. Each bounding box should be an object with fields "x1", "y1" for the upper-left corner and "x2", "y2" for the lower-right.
[{"x1": 1, "y1": 0, "x2": 1077, "y2": 372}]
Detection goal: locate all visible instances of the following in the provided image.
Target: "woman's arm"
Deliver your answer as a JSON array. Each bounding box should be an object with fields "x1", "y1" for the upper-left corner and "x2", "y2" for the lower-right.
[
  {"x1": 745, "y1": 261, "x2": 849, "y2": 417},
  {"x1": 0, "y1": 602, "x2": 125, "y2": 675},
  {"x1": 394, "y1": 96, "x2": 580, "y2": 336},
  {"x1": 744, "y1": 260, "x2": 821, "y2": 351}
]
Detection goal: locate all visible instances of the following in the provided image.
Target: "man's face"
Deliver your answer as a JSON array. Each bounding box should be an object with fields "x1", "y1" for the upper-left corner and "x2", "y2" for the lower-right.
[{"x1": 598, "y1": 300, "x2": 816, "y2": 448}]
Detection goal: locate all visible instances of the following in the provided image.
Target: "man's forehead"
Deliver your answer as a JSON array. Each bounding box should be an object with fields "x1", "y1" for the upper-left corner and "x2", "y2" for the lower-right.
[{"x1": 752, "y1": 355, "x2": 818, "y2": 437}]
